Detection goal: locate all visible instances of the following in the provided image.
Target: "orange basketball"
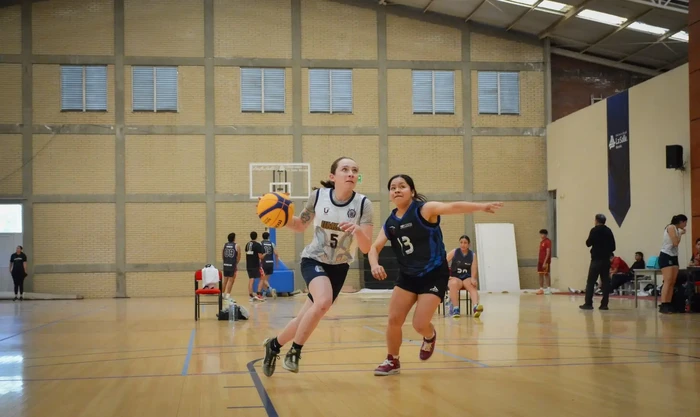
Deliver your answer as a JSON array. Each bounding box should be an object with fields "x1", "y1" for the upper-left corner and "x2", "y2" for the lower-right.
[{"x1": 256, "y1": 192, "x2": 295, "y2": 228}]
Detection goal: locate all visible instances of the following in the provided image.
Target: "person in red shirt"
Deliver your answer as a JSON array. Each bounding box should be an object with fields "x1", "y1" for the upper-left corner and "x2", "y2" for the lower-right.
[
  {"x1": 609, "y1": 255, "x2": 633, "y2": 292},
  {"x1": 536, "y1": 229, "x2": 552, "y2": 295}
]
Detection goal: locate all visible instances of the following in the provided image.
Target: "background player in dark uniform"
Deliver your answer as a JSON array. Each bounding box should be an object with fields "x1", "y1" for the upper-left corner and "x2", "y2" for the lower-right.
[
  {"x1": 9, "y1": 245, "x2": 27, "y2": 301},
  {"x1": 260, "y1": 232, "x2": 279, "y2": 298},
  {"x1": 369, "y1": 174, "x2": 502, "y2": 376},
  {"x1": 222, "y1": 233, "x2": 241, "y2": 301},
  {"x1": 245, "y1": 231, "x2": 265, "y2": 302},
  {"x1": 446, "y1": 235, "x2": 483, "y2": 318}
]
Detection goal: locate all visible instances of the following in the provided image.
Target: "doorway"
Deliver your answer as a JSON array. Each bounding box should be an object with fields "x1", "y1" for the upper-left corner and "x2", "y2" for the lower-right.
[{"x1": 0, "y1": 204, "x2": 23, "y2": 293}]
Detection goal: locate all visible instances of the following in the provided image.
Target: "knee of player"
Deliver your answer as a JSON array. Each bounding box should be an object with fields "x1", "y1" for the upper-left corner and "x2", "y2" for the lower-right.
[
  {"x1": 411, "y1": 318, "x2": 431, "y2": 334},
  {"x1": 448, "y1": 278, "x2": 461, "y2": 290}
]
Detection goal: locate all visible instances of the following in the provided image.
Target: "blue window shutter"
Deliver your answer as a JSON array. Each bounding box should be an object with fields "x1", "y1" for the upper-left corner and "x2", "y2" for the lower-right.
[
  {"x1": 309, "y1": 69, "x2": 330, "y2": 113},
  {"x1": 61, "y1": 66, "x2": 84, "y2": 111},
  {"x1": 477, "y1": 72, "x2": 499, "y2": 114},
  {"x1": 263, "y1": 69, "x2": 285, "y2": 113},
  {"x1": 499, "y1": 72, "x2": 520, "y2": 115},
  {"x1": 85, "y1": 66, "x2": 107, "y2": 111},
  {"x1": 155, "y1": 67, "x2": 178, "y2": 111},
  {"x1": 241, "y1": 68, "x2": 263, "y2": 112},
  {"x1": 433, "y1": 71, "x2": 454, "y2": 114},
  {"x1": 330, "y1": 69, "x2": 352, "y2": 113},
  {"x1": 132, "y1": 67, "x2": 154, "y2": 111},
  {"x1": 412, "y1": 70, "x2": 433, "y2": 114}
]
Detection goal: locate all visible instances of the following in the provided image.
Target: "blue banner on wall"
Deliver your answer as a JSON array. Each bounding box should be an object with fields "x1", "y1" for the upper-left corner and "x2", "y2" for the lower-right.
[{"x1": 607, "y1": 90, "x2": 631, "y2": 228}]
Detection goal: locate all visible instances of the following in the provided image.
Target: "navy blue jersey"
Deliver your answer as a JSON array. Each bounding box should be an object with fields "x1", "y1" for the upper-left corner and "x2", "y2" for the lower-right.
[
  {"x1": 261, "y1": 240, "x2": 275, "y2": 265},
  {"x1": 383, "y1": 201, "x2": 446, "y2": 277},
  {"x1": 222, "y1": 242, "x2": 238, "y2": 267},
  {"x1": 450, "y1": 249, "x2": 474, "y2": 279}
]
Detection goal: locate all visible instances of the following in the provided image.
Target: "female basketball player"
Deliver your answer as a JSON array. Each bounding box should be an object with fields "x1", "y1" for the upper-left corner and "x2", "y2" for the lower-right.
[
  {"x1": 446, "y1": 235, "x2": 483, "y2": 318},
  {"x1": 369, "y1": 174, "x2": 502, "y2": 376},
  {"x1": 261, "y1": 156, "x2": 374, "y2": 377},
  {"x1": 658, "y1": 214, "x2": 687, "y2": 314}
]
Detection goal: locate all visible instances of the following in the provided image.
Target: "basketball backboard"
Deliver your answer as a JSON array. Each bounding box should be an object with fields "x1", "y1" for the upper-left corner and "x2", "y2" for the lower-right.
[{"x1": 249, "y1": 163, "x2": 312, "y2": 200}]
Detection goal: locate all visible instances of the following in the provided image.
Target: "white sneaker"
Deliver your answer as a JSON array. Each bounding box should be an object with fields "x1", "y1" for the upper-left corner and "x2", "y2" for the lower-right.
[{"x1": 544, "y1": 288, "x2": 552, "y2": 295}]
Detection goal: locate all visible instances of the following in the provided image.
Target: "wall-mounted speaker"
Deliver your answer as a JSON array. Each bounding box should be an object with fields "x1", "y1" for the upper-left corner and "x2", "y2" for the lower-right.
[{"x1": 666, "y1": 145, "x2": 683, "y2": 169}]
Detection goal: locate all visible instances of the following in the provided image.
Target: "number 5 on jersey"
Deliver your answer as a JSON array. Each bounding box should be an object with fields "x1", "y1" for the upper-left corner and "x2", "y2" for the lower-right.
[
  {"x1": 400, "y1": 236, "x2": 413, "y2": 255},
  {"x1": 330, "y1": 233, "x2": 339, "y2": 248}
]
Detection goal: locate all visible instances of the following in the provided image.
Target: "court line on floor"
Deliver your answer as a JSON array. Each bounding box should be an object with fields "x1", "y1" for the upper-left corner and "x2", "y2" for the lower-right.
[
  {"x1": 227, "y1": 406, "x2": 264, "y2": 409},
  {"x1": 181, "y1": 328, "x2": 196, "y2": 376},
  {"x1": 363, "y1": 325, "x2": 489, "y2": 368},
  {"x1": 0, "y1": 306, "x2": 106, "y2": 343},
  {"x1": 246, "y1": 359, "x2": 279, "y2": 417}
]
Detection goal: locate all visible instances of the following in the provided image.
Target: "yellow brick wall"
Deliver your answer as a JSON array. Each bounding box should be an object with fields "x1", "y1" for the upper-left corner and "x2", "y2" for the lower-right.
[
  {"x1": 440, "y1": 214, "x2": 467, "y2": 255},
  {"x1": 215, "y1": 0, "x2": 291, "y2": 59},
  {"x1": 124, "y1": 0, "x2": 204, "y2": 57},
  {"x1": 301, "y1": 0, "x2": 377, "y2": 60},
  {"x1": 472, "y1": 70, "x2": 545, "y2": 128},
  {"x1": 301, "y1": 69, "x2": 378, "y2": 127},
  {"x1": 386, "y1": 15, "x2": 461, "y2": 61},
  {"x1": 126, "y1": 272, "x2": 192, "y2": 297},
  {"x1": 33, "y1": 135, "x2": 116, "y2": 195},
  {"x1": 387, "y1": 69, "x2": 462, "y2": 127},
  {"x1": 0, "y1": 135, "x2": 23, "y2": 195},
  {"x1": 125, "y1": 66, "x2": 205, "y2": 125},
  {"x1": 33, "y1": 0, "x2": 114, "y2": 56},
  {"x1": 473, "y1": 201, "x2": 547, "y2": 259},
  {"x1": 387, "y1": 136, "x2": 464, "y2": 193},
  {"x1": 471, "y1": 32, "x2": 543, "y2": 63},
  {"x1": 472, "y1": 136, "x2": 546, "y2": 193},
  {"x1": 0, "y1": 5, "x2": 21, "y2": 54},
  {"x1": 216, "y1": 202, "x2": 295, "y2": 268},
  {"x1": 0, "y1": 64, "x2": 22, "y2": 123},
  {"x1": 214, "y1": 67, "x2": 293, "y2": 127},
  {"x1": 302, "y1": 135, "x2": 380, "y2": 195},
  {"x1": 33, "y1": 203, "x2": 116, "y2": 264},
  {"x1": 125, "y1": 203, "x2": 206, "y2": 264},
  {"x1": 125, "y1": 135, "x2": 204, "y2": 194},
  {"x1": 215, "y1": 135, "x2": 294, "y2": 195},
  {"x1": 33, "y1": 273, "x2": 116, "y2": 298},
  {"x1": 33, "y1": 64, "x2": 116, "y2": 124}
]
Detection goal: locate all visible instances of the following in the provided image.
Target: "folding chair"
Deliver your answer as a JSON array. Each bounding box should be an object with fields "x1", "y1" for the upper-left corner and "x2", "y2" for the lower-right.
[
  {"x1": 438, "y1": 290, "x2": 472, "y2": 317},
  {"x1": 194, "y1": 269, "x2": 223, "y2": 321}
]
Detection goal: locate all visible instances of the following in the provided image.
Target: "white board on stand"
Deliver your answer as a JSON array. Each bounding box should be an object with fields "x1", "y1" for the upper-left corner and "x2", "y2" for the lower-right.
[{"x1": 474, "y1": 223, "x2": 520, "y2": 293}]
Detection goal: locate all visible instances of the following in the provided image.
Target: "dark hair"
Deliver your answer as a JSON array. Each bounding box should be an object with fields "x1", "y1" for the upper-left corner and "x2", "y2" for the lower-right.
[
  {"x1": 595, "y1": 213, "x2": 606, "y2": 224},
  {"x1": 262, "y1": 232, "x2": 270, "y2": 239},
  {"x1": 316, "y1": 156, "x2": 355, "y2": 189},
  {"x1": 459, "y1": 235, "x2": 470, "y2": 244},
  {"x1": 670, "y1": 214, "x2": 688, "y2": 225},
  {"x1": 696, "y1": 238, "x2": 700, "y2": 244},
  {"x1": 16, "y1": 245, "x2": 23, "y2": 251},
  {"x1": 250, "y1": 231, "x2": 258, "y2": 240},
  {"x1": 635, "y1": 251, "x2": 644, "y2": 260},
  {"x1": 387, "y1": 174, "x2": 427, "y2": 202},
  {"x1": 227, "y1": 233, "x2": 236, "y2": 243},
  {"x1": 539, "y1": 229, "x2": 548, "y2": 235}
]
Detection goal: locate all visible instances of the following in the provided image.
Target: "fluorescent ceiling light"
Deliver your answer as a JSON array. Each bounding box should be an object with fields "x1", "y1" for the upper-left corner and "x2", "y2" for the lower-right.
[
  {"x1": 576, "y1": 9, "x2": 627, "y2": 26},
  {"x1": 670, "y1": 31, "x2": 689, "y2": 42},
  {"x1": 628, "y1": 22, "x2": 668, "y2": 36},
  {"x1": 538, "y1": 1, "x2": 569, "y2": 12}
]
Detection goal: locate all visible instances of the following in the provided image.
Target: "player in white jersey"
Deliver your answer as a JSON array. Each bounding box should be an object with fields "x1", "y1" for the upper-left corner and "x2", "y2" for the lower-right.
[{"x1": 261, "y1": 157, "x2": 374, "y2": 376}]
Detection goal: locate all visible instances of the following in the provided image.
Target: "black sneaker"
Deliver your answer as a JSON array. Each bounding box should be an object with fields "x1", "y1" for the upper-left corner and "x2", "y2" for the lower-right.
[
  {"x1": 599, "y1": 306, "x2": 609, "y2": 310},
  {"x1": 262, "y1": 338, "x2": 280, "y2": 377},
  {"x1": 579, "y1": 304, "x2": 593, "y2": 310},
  {"x1": 282, "y1": 347, "x2": 301, "y2": 373}
]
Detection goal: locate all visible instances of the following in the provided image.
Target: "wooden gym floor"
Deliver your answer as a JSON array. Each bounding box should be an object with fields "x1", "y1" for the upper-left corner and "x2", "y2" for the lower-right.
[{"x1": 0, "y1": 292, "x2": 698, "y2": 417}]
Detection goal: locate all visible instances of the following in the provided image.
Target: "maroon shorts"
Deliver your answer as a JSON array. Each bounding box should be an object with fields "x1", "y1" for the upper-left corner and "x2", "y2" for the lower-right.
[{"x1": 537, "y1": 261, "x2": 549, "y2": 274}]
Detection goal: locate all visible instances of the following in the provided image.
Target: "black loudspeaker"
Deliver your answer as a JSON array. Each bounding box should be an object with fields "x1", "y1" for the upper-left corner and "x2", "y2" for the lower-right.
[{"x1": 666, "y1": 145, "x2": 683, "y2": 169}]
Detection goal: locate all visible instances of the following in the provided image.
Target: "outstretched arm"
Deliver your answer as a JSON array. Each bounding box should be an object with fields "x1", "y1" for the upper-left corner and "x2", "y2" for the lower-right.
[
  {"x1": 420, "y1": 201, "x2": 503, "y2": 222},
  {"x1": 285, "y1": 191, "x2": 317, "y2": 233}
]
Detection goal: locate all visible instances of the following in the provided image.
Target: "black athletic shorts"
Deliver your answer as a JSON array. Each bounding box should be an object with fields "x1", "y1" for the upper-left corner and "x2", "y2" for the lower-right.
[
  {"x1": 300, "y1": 257, "x2": 350, "y2": 303},
  {"x1": 395, "y1": 261, "x2": 449, "y2": 300},
  {"x1": 659, "y1": 252, "x2": 679, "y2": 268},
  {"x1": 223, "y1": 266, "x2": 236, "y2": 277},
  {"x1": 247, "y1": 267, "x2": 261, "y2": 279},
  {"x1": 262, "y1": 264, "x2": 274, "y2": 276}
]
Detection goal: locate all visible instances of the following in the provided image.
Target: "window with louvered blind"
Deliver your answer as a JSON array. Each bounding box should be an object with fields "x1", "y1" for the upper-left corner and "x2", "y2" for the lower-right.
[
  {"x1": 240, "y1": 68, "x2": 285, "y2": 113},
  {"x1": 132, "y1": 66, "x2": 178, "y2": 112},
  {"x1": 309, "y1": 69, "x2": 352, "y2": 114},
  {"x1": 412, "y1": 70, "x2": 455, "y2": 115},
  {"x1": 60, "y1": 65, "x2": 107, "y2": 112},
  {"x1": 477, "y1": 71, "x2": 520, "y2": 115}
]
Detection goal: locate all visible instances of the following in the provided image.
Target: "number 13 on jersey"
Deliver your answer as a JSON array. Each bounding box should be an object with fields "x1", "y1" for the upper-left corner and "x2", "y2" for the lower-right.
[{"x1": 399, "y1": 236, "x2": 413, "y2": 255}]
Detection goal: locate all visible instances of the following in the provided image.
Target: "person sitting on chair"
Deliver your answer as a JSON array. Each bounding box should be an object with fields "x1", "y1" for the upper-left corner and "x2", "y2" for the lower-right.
[{"x1": 446, "y1": 235, "x2": 483, "y2": 318}]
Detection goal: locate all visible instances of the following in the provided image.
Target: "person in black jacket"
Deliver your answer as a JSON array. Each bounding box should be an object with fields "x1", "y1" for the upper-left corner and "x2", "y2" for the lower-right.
[{"x1": 581, "y1": 214, "x2": 616, "y2": 310}]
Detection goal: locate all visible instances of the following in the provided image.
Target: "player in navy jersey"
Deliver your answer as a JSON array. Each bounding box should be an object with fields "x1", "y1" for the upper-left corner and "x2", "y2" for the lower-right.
[
  {"x1": 446, "y1": 235, "x2": 482, "y2": 318},
  {"x1": 261, "y1": 157, "x2": 374, "y2": 377},
  {"x1": 369, "y1": 174, "x2": 502, "y2": 376}
]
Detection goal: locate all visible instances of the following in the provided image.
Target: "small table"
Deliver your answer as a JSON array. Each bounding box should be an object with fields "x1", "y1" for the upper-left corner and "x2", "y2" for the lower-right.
[{"x1": 633, "y1": 269, "x2": 660, "y2": 308}]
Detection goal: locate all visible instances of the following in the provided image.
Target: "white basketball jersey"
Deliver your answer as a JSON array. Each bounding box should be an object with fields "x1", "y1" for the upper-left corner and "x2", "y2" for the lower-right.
[{"x1": 300, "y1": 188, "x2": 367, "y2": 265}]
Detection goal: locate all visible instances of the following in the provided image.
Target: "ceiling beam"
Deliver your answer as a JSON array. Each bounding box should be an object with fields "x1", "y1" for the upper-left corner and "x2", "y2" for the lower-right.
[
  {"x1": 506, "y1": 0, "x2": 545, "y2": 31},
  {"x1": 464, "y1": 0, "x2": 487, "y2": 22},
  {"x1": 619, "y1": 24, "x2": 687, "y2": 62},
  {"x1": 538, "y1": 0, "x2": 598, "y2": 39},
  {"x1": 617, "y1": 0, "x2": 687, "y2": 14},
  {"x1": 580, "y1": 8, "x2": 654, "y2": 53},
  {"x1": 551, "y1": 47, "x2": 661, "y2": 76}
]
